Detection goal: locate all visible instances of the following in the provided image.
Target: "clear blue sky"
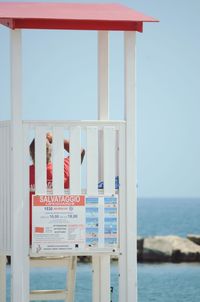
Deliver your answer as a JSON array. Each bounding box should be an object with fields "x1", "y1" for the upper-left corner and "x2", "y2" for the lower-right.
[{"x1": 0, "y1": 0, "x2": 200, "y2": 198}]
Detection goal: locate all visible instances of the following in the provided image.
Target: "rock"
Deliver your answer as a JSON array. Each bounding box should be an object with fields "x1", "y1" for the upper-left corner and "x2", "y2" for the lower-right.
[
  {"x1": 187, "y1": 234, "x2": 200, "y2": 246},
  {"x1": 6, "y1": 236, "x2": 200, "y2": 264},
  {"x1": 142, "y1": 236, "x2": 200, "y2": 262}
]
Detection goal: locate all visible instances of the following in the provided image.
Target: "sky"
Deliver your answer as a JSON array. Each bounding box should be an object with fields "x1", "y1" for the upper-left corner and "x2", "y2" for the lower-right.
[{"x1": 0, "y1": 0, "x2": 200, "y2": 198}]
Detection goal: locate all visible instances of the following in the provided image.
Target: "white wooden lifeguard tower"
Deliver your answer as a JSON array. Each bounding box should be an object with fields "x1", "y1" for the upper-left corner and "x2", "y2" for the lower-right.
[{"x1": 0, "y1": 3, "x2": 157, "y2": 302}]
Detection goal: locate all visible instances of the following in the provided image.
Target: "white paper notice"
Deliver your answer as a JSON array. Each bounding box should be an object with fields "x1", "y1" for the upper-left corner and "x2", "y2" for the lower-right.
[{"x1": 32, "y1": 195, "x2": 85, "y2": 253}]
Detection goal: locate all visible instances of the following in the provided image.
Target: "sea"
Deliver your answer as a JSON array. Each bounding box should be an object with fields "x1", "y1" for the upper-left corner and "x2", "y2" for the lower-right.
[{"x1": 6, "y1": 198, "x2": 200, "y2": 302}]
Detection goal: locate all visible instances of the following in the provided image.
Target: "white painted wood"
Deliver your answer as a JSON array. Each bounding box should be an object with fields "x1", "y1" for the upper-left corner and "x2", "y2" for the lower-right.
[
  {"x1": 30, "y1": 290, "x2": 67, "y2": 301},
  {"x1": 30, "y1": 256, "x2": 70, "y2": 267},
  {"x1": 86, "y1": 127, "x2": 98, "y2": 195},
  {"x1": 92, "y1": 256, "x2": 100, "y2": 302},
  {"x1": 98, "y1": 129, "x2": 104, "y2": 183},
  {"x1": 6, "y1": 125, "x2": 11, "y2": 252},
  {"x1": 70, "y1": 127, "x2": 81, "y2": 194},
  {"x1": 118, "y1": 124, "x2": 127, "y2": 302},
  {"x1": 29, "y1": 250, "x2": 118, "y2": 257},
  {"x1": 124, "y1": 31, "x2": 137, "y2": 302},
  {"x1": 5, "y1": 126, "x2": 9, "y2": 250},
  {"x1": 67, "y1": 256, "x2": 77, "y2": 302},
  {"x1": 22, "y1": 125, "x2": 30, "y2": 302},
  {"x1": 116, "y1": 130, "x2": 119, "y2": 180},
  {"x1": 98, "y1": 31, "x2": 109, "y2": 183},
  {"x1": 30, "y1": 256, "x2": 76, "y2": 302},
  {"x1": 35, "y1": 127, "x2": 47, "y2": 195},
  {"x1": 92, "y1": 256, "x2": 110, "y2": 302},
  {"x1": 10, "y1": 29, "x2": 24, "y2": 302},
  {"x1": 23, "y1": 125, "x2": 29, "y2": 254},
  {"x1": 2, "y1": 127, "x2": 6, "y2": 251},
  {"x1": 93, "y1": 30, "x2": 110, "y2": 302},
  {"x1": 104, "y1": 127, "x2": 115, "y2": 195},
  {"x1": 0, "y1": 255, "x2": 6, "y2": 302},
  {"x1": 52, "y1": 127, "x2": 64, "y2": 195},
  {"x1": 98, "y1": 196, "x2": 104, "y2": 248},
  {"x1": 98, "y1": 31, "x2": 109, "y2": 120},
  {"x1": 24, "y1": 120, "x2": 124, "y2": 128},
  {"x1": 100, "y1": 255, "x2": 110, "y2": 302}
]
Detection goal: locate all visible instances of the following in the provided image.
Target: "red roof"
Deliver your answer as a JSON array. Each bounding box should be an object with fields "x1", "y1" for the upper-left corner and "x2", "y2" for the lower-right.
[{"x1": 0, "y1": 2, "x2": 158, "y2": 32}]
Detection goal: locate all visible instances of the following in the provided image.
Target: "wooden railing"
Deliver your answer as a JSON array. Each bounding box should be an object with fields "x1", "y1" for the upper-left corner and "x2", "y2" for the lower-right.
[{"x1": 0, "y1": 120, "x2": 126, "y2": 254}]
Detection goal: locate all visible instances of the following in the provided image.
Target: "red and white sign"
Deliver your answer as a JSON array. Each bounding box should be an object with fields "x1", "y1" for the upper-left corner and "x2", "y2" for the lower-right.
[{"x1": 32, "y1": 195, "x2": 86, "y2": 254}]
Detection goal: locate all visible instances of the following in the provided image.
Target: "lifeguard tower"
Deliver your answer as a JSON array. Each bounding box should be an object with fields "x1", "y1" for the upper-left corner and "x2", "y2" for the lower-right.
[{"x1": 0, "y1": 3, "x2": 157, "y2": 302}]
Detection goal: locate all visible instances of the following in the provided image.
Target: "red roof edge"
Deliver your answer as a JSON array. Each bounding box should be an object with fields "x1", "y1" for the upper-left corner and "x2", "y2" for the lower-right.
[
  {"x1": 0, "y1": 18, "x2": 144, "y2": 32},
  {"x1": 0, "y1": 18, "x2": 15, "y2": 29}
]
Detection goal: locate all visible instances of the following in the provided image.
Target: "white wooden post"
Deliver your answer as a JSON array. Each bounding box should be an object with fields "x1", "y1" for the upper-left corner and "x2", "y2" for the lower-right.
[
  {"x1": 92, "y1": 30, "x2": 110, "y2": 302},
  {"x1": 98, "y1": 31, "x2": 109, "y2": 120},
  {"x1": 10, "y1": 29, "x2": 28, "y2": 302},
  {"x1": 118, "y1": 123, "x2": 126, "y2": 302},
  {"x1": 119, "y1": 31, "x2": 137, "y2": 302},
  {"x1": 98, "y1": 30, "x2": 109, "y2": 181},
  {"x1": 69, "y1": 127, "x2": 81, "y2": 302},
  {"x1": 23, "y1": 124, "x2": 30, "y2": 302}
]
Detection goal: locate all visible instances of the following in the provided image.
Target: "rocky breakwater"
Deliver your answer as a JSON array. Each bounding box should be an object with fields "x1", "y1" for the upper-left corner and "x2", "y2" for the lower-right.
[
  {"x1": 138, "y1": 235, "x2": 200, "y2": 263},
  {"x1": 6, "y1": 235, "x2": 200, "y2": 264}
]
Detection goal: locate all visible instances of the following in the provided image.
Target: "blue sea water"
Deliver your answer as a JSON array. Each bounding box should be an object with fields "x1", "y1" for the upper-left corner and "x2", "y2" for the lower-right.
[
  {"x1": 137, "y1": 198, "x2": 200, "y2": 237},
  {"x1": 6, "y1": 198, "x2": 200, "y2": 302}
]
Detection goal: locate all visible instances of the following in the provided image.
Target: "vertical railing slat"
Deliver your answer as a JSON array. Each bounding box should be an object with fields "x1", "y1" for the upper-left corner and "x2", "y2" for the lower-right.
[
  {"x1": 23, "y1": 124, "x2": 30, "y2": 251},
  {"x1": 53, "y1": 127, "x2": 64, "y2": 195},
  {"x1": 7, "y1": 124, "x2": 11, "y2": 252},
  {"x1": 87, "y1": 127, "x2": 98, "y2": 195},
  {"x1": 2, "y1": 126, "x2": 5, "y2": 251},
  {"x1": 5, "y1": 126, "x2": 9, "y2": 251},
  {"x1": 118, "y1": 123, "x2": 127, "y2": 302},
  {"x1": 5, "y1": 125, "x2": 10, "y2": 251},
  {"x1": 116, "y1": 130, "x2": 119, "y2": 181},
  {"x1": 4, "y1": 126, "x2": 8, "y2": 251},
  {"x1": 70, "y1": 127, "x2": 81, "y2": 194},
  {"x1": 22, "y1": 123, "x2": 30, "y2": 302},
  {"x1": 104, "y1": 126, "x2": 115, "y2": 195},
  {"x1": 98, "y1": 129, "x2": 104, "y2": 185},
  {"x1": 35, "y1": 127, "x2": 47, "y2": 195}
]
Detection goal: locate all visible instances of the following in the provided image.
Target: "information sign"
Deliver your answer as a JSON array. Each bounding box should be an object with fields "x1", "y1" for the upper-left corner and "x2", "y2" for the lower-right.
[{"x1": 32, "y1": 195, "x2": 118, "y2": 254}]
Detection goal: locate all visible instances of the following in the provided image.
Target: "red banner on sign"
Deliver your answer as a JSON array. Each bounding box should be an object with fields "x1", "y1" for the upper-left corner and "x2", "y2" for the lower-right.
[{"x1": 33, "y1": 195, "x2": 85, "y2": 207}]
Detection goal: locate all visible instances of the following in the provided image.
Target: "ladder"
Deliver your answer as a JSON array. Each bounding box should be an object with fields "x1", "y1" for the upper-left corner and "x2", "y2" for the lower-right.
[{"x1": 30, "y1": 256, "x2": 77, "y2": 302}]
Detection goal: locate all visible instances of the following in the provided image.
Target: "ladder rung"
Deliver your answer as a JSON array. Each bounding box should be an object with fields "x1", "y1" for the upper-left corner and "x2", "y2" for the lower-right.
[
  {"x1": 30, "y1": 289, "x2": 68, "y2": 300},
  {"x1": 30, "y1": 256, "x2": 70, "y2": 267}
]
